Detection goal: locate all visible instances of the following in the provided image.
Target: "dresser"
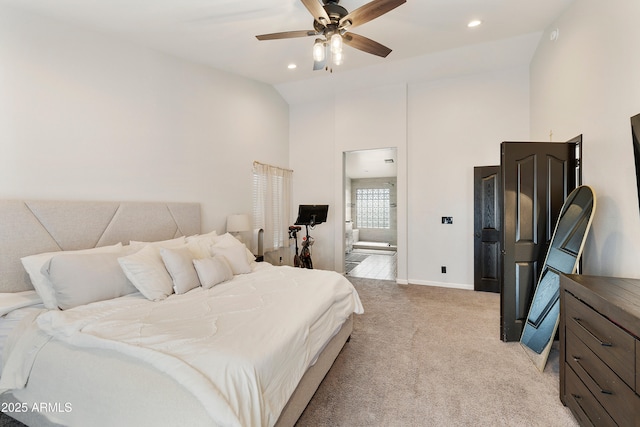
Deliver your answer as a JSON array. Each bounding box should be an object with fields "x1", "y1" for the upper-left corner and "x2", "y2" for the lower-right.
[{"x1": 560, "y1": 274, "x2": 640, "y2": 426}]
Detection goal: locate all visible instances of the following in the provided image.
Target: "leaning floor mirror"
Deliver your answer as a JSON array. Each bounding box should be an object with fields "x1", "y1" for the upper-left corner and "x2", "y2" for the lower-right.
[{"x1": 520, "y1": 185, "x2": 596, "y2": 371}]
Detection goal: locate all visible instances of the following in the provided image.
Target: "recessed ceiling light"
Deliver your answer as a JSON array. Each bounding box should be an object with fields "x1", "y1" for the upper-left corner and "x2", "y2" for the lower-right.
[
  {"x1": 468, "y1": 20, "x2": 482, "y2": 28},
  {"x1": 287, "y1": 63, "x2": 297, "y2": 69}
]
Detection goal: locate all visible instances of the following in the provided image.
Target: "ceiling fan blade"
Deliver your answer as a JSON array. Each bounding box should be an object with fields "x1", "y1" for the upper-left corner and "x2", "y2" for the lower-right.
[
  {"x1": 256, "y1": 30, "x2": 317, "y2": 41},
  {"x1": 300, "y1": 0, "x2": 331, "y2": 26},
  {"x1": 343, "y1": 32, "x2": 392, "y2": 58},
  {"x1": 339, "y1": 0, "x2": 406, "y2": 29}
]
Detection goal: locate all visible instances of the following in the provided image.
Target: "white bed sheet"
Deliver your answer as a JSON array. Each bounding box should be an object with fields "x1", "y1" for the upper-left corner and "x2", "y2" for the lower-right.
[
  {"x1": 0, "y1": 291, "x2": 42, "y2": 317},
  {"x1": 1, "y1": 312, "x2": 40, "y2": 373},
  {"x1": 1, "y1": 264, "x2": 363, "y2": 427},
  {"x1": 0, "y1": 291, "x2": 44, "y2": 372}
]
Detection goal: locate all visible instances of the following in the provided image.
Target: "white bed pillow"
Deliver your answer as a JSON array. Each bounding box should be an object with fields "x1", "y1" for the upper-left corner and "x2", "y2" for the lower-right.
[
  {"x1": 209, "y1": 244, "x2": 252, "y2": 275},
  {"x1": 186, "y1": 232, "x2": 219, "y2": 259},
  {"x1": 160, "y1": 246, "x2": 201, "y2": 294},
  {"x1": 129, "y1": 236, "x2": 186, "y2": 249},
  {"x1": 118, "y1": 245, "x2": 174, "y2": 301},
  {"x1": 192, "y1": 256, "x2": 233, "y2": 289},
  {"x1": 185, "y1": 230, "x2": 217, "y2": 243},
  {"x1": 43, "y1": 252, "x2": 137, "y2": 310},
  {"x1": 211, "y1": 233, "x2": 256, "y2": 263},
  {"x1": 21, "y1": 243, "x2": 123, "y2": 309},
  {"x1": 211, "y1": 232, "x2": 242, "y2": 246}
]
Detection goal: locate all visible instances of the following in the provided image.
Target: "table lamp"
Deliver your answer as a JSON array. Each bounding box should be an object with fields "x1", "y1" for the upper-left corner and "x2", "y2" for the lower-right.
[{"x1": 226, "y1": 214, "x2": 251, "y2": 243}]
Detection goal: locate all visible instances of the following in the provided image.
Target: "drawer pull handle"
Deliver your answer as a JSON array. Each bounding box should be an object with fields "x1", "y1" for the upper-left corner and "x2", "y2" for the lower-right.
[
  {"x1": 572, "y1": 356, "x2": 614, "y2": 395},
  {"x1": 571, "y1": 394, "x2": 597, "y2": 426},
  {"x1": 572, "y1": 317, "x2": 613, "y2": 347}
]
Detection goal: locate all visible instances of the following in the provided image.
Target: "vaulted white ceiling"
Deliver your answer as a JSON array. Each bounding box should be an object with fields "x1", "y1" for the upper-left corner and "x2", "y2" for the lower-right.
[{"x1": 2, "y1": 0, "x2": 574, "y2": 86}]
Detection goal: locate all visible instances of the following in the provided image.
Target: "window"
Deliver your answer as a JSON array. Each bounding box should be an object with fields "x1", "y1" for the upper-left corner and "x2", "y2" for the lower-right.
[
  {"x1": 252, "y1": 162, "x2": 292, "y2": 251},
  {"x1": 356, "y1": 188, "x2": 390, "y2": 229}
]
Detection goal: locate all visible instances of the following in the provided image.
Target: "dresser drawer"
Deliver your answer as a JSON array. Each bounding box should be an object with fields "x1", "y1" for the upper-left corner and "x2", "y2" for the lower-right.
[
  {"x1": 565, "y1": 292, "x2": 635, "y2": 388},
  {"x1": 565, "y1": 364, "x2": 616, "y2": 427},
  {"x1": 566, "y1": 328, "x2": 640, "y2": 426}
]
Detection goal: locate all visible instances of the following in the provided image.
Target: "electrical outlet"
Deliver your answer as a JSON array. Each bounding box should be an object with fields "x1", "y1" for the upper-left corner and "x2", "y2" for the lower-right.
[
  {"x1": 441, "y1": 266, "x2": 447, "y2": 273},
  {"x1": 442, "y1": 217, "x2": 453, "y2": 224}
]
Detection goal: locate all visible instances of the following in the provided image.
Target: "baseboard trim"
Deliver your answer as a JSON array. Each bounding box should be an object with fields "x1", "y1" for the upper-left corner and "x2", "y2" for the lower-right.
[{"x1": 406, "y1": 279, "x2": 473, "y2": 291}]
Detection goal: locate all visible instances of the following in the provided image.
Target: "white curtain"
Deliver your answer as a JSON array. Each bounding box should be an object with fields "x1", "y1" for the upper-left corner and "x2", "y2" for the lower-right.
[{"x1": 252, "y1": 162, "x2": 293, "y2": 252}]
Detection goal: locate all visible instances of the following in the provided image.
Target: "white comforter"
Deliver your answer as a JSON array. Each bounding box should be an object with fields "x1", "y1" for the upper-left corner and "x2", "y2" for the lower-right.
[{"x1": 2, "y1": 264, "x2": 363, "y2": 427}]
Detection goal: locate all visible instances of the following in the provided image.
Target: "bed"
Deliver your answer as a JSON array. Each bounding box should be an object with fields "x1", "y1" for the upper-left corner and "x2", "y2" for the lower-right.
[{"x1": 0, "y1": 200, "x2": 363, "y2": 427}]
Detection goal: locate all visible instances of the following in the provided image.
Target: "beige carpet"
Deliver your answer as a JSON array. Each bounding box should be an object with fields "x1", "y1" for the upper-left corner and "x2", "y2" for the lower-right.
[{"x1": 296, "y1": 277, "x2": 578, "y2": 427}]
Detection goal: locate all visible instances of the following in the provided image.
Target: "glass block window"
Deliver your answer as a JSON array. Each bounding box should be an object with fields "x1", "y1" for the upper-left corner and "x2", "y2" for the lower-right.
[{"x1": 356, "y1": 188, "x2": 390, "y2": 229}]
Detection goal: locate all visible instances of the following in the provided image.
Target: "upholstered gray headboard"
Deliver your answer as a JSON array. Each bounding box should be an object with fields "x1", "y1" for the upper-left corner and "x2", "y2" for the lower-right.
[{"x1": 0, "y1": 200, "x2": 201, "y2": 292}]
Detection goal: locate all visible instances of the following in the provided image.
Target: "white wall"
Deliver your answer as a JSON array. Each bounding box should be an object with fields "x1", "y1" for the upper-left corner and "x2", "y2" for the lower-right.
[
  {"x1": 289, "y1": 98, "x2": 336, "y2": 270},
  {"x1": 530, "y1": 0, "x2": 640, "y2": 278},
  {"x1": 9, "y1": 2, "x2": 617, "y2": 287},
  {"x1": 408, "y1": 67, "x2": 530, "y2": 288},
  {"x1": 335, "y1": 84, "x2": 408, "y2": 279},
  {"x1": 289, "y1": 0, "x2": 640, "y2": 284},
  {"x1": 289, "y1": 66, "x2": 530, "y2": 287},
  {"x1": 289, "y1": 84, "x2": 409, "y2": 274},
  {"x1": 0, "y1": 6, "x2": 289, "y2": 234}
]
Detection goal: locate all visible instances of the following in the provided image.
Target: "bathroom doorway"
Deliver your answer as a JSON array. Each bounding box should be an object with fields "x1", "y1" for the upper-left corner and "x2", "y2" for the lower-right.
[{"x1": 344, "y1": 148, "x2": 397, "y2": 280}]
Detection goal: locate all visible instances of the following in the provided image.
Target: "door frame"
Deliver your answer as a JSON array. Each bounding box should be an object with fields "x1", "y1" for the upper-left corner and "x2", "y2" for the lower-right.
[{"x1": 341, "y1": 148, "x2": 399, "y2": 280}]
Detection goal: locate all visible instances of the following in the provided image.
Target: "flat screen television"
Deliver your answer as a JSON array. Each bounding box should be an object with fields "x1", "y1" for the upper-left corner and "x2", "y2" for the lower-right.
[
  {"x1": 295, "y1": 205, "x2": 329, "y2": 226},
  {"x1": 632, "y1": 113, "x2": 640, "y2": 212}
]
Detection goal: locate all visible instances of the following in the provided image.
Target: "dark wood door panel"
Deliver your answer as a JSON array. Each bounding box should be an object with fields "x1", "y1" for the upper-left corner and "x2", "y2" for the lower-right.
[
  {"x1": 515, "y1": 261, "x2": 538, "y2": 323},
  {"x1": 501, "y1": 141, "x2": 577, "y2": 342},
  {"x1": 480, "y1": 242, "x2": 499, "y2": 280},
  {"x1": 474, "y1": 166, "x2": 501, "y2": 293}
]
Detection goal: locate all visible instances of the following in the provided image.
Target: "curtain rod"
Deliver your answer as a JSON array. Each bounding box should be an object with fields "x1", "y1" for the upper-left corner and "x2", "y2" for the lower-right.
[{"x1": 253, "y1": 161, "x2": 293, "y2": 173}]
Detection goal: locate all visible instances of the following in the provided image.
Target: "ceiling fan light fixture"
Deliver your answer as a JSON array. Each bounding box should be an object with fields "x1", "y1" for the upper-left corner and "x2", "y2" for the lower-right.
[
  {"x1": 468, "y1": 20, "x2": 482, "y2": 28},
  {"x1": 313, "y1": 39, "x2": 326, "y2": 61},
  {"x1": 330, "y1": 33, "x2": 343, "y2": 54},
  {"x1": 333, "y1": 49, "x2": 344, "y2": 66},
  {"x1": 256, "y1": 0, "x2": 407, "y2": 70}
]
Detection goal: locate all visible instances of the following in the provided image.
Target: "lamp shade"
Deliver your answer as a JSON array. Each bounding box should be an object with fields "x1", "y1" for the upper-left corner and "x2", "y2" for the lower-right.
[{"x1": 227, "y1": 214, "x2": 251, "y2": 233}]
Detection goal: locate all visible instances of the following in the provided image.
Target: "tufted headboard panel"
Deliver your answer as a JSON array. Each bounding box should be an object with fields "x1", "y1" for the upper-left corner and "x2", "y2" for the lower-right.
[{"x1": 0, "y1": 200, "x2": 201, "y2": 292}]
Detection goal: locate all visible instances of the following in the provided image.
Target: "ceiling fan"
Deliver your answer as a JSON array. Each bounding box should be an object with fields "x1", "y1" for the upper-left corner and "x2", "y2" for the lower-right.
[{"x1": 256, "y1": 0, "x2": 406, "y2": 71}]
